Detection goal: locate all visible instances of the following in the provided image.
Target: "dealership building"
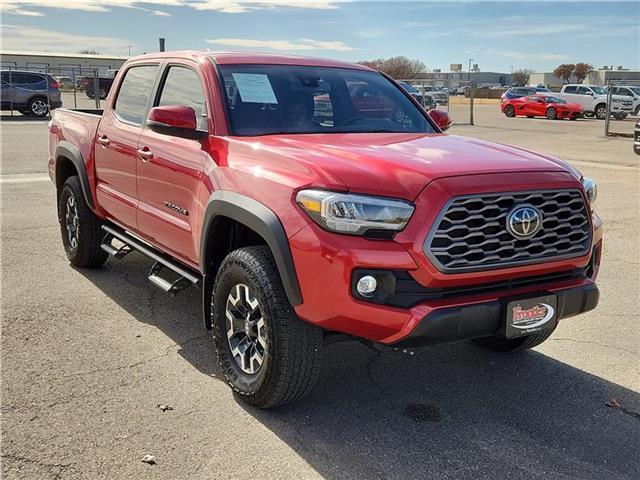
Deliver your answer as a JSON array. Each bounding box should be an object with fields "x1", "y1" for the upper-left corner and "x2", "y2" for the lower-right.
[
  {"x1": 0, "y1": 50, "x2": 128, "y2": 76},
  {"x1": 529, "y1": 68, "x2": 640, "y2": 88}
]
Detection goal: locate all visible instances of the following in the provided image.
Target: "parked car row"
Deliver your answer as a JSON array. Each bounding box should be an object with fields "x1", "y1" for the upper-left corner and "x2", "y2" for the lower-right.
[{"x1": 501, "y1": 84, "x2": 635, "y2": 120}]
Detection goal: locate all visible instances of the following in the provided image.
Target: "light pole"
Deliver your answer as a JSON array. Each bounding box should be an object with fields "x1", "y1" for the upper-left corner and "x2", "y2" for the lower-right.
[
  {"x1": 509, "y1": 65, "x2": 513, "y2": 86},
  {"x1": 468, "y1": 58, "x2": 474, "y2": 81},
  {"x1": 128, "y1": 45, "x2": 131, "y2": 56}
]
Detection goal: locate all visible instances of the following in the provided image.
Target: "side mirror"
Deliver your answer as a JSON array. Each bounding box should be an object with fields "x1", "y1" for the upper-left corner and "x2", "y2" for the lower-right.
[
  {"x1": 147, "y1": 105, "x2": 206, "y2": 140},
  {"x1": 428, "y1": 109, "x2": 452, "y2": 132}
]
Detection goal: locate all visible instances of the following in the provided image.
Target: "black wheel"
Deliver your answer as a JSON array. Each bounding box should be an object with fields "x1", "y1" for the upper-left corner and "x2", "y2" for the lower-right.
[
  {"x1": 504, "y1": 105, "x2": 515, "y2": 117},
  {"x1": 98, "y1": 88, "x2": 108, "y2": 100},
  {"x1": 58, "y1": 176, "x2": 108, "y2": 268},
  {"x1": 595, "y1": 103, "x2": 607, "y2": 120},
  {"x1": 634, "y1": 105, "x2": 640, "y2": 116},
  {"x1": 584, "y1": 112, "x2": 594, "y2": 118},
  {"x1": 86, "y1": 91, "x2": 95, "y2": 99},
  {"x1": 546, "y1": 107, "x2": 557, "y2": 120},
  {"x1": 212, "y1": 246, "x2": 323, "y2": 408},
  {"x1": 28, "y1": 97, "x2": 49, "y2": 117},
  {"x1": 473, "y1": 328, "x2": 555, "y2": 353},
  {"x1": 613, "y1": 112, "x2": 627, "y2": 120}
]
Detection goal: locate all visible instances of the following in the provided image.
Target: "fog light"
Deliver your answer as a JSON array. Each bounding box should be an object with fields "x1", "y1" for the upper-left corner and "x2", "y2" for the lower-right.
[{"x1": 356, "y1": 275, "x2": 377, "y2": 297}]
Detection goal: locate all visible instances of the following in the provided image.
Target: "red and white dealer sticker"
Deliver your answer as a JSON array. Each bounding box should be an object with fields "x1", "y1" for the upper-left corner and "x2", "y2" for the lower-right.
[{"x1": 505, "y1": 294, "x2": 558, "y2": 338}]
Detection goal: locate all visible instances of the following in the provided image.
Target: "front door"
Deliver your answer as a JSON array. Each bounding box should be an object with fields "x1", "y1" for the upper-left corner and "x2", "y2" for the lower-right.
[
  {"x1": 136, "y1": 63, "x2": 211, "y2": 266},
  {"x1": 94, "y1": 64, "x2": 159, "y2": 229}
]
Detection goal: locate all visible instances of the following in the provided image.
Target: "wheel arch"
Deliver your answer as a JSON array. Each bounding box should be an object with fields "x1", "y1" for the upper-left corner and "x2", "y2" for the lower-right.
[
  {"x1": 200, "y1": 191, "x2": 303, "y2": 329},
  {"x1": 55, "y1": 141, "x2": 95, "y2": 211}
]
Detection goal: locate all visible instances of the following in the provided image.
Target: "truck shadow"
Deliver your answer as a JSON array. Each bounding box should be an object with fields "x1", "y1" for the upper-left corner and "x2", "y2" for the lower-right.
[{"x1": 79, "y1": 253, "x2": 640, "y2": 480}]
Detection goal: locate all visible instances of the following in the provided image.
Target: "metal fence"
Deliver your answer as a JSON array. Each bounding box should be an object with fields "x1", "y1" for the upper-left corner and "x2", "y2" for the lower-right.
[
  {"x1": 0, "y1": 66, "x2": 104, "y2": 119},
  {"x1": 397, "y1": 78, "x2": 477, "y2": 126},
  {"x1": 604, "y1": 79, "x2": 639, "y2": 138}
]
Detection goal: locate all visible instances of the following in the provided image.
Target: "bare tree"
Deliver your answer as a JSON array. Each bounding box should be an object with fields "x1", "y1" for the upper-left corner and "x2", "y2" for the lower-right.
[
  {"x1": 511, "y1": 69, "x2": 534, "y2": 86},
  {"x1": 553, "y1": 64, "x2": 575, "y2": 84},
  {"x1": 574, "y1": 63, "x2": 594, "y2": 83},
  {"x1": 78, "y1": 49, "x2": 100, "y2": 55},
  {"x1": 358, "y1": 56, "x2": 426, "y2": 79}
]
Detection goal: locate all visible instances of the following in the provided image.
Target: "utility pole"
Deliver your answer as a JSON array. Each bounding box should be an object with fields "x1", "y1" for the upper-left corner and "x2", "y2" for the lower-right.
[{"x1": 468, "y1": 58, "x2": 474, "y2": 81}]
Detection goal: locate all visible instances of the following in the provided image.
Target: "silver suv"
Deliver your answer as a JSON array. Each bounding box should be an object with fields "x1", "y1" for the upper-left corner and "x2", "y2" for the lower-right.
[{"x1": 0, "y1": 70, "x2": 63, "y2": 117}]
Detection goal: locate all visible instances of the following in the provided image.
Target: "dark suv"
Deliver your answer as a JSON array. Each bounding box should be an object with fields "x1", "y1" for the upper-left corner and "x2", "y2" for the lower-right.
[{"x1": 0, "y1": 70, "x2": 62, "y2": 117}]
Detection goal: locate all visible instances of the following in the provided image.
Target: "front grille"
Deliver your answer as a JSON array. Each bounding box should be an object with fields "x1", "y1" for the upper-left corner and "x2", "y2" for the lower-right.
[{"x1": 425, "y1": 189, "x2": 592, "y2": 273}]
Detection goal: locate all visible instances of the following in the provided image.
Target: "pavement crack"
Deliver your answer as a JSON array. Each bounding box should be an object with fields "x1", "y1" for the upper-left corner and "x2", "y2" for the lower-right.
[{"x1": 551, "y1": 337, "x2": 638, "y2": 355}]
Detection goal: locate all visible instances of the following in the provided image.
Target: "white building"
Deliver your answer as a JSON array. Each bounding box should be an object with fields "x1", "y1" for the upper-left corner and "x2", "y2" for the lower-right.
[
  {"x1": 530, "y1": 68, "x2": 640, "y2": 88},
  {"x1": 0, "y1": 50, "x2": 128, "y2": 76}
]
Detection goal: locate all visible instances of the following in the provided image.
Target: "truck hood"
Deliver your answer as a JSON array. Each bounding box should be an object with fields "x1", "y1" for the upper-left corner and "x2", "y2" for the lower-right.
[{"x1": 253, "y1": 133, "x2": 571, "y2": 199}]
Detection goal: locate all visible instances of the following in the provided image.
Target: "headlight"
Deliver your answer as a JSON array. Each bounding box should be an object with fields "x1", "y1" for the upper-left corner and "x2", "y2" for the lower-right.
[
  {"x1": 581, "y1": 176, "x2": 597, "y2": 204},
  {"x1": 296, "y1": 189, "x2": 414, "y2": 235}
]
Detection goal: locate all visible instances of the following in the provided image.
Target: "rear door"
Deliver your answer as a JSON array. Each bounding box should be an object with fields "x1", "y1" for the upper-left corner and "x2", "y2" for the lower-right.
[
  {"x1": 94, "y1": 63, "x2": 159, "y2": 229},
  {"x1": 135, "y1": 62, "x2": 212, "y2": 265}
]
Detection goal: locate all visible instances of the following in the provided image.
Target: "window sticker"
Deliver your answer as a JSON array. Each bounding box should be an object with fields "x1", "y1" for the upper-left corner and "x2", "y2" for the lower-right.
[{"x1": 232, "y1": 73, "x2": 278, "y2": 104}]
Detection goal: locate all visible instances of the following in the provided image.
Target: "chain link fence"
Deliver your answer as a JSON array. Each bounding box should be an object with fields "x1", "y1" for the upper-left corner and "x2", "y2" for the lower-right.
[
  {"x1": 1, "y1": 66, "x2": 106, "y2": 119},
  {"x1": 604, "y1": 79, "x2": 638, "y2": 138}
]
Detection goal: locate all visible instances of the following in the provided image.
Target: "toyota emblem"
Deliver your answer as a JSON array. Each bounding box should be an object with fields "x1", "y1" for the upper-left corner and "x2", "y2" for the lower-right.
[{"x1": 506, "y1": 205, "x2": 542, "y2": 239}]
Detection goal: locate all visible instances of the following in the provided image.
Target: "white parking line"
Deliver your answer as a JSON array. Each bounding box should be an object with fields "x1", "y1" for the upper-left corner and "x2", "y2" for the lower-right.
[{"x1": 0, "y1": 173, "x2": 51, "y2": 184}]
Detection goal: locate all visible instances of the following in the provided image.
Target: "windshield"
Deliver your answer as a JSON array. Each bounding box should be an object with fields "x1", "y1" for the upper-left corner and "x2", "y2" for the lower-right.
[
  {"x1": 629, "y1": 87, "x2": 640, "y2": 96},
  {"x1": 218, "y1": 65, "x2": 435, "y2": 136},
  {"x1": 591, "y1": 86, "x2": 607, "y2": 95},
  {"x1": 544, "y1": 96, "x2": 566, "y2": 104}
]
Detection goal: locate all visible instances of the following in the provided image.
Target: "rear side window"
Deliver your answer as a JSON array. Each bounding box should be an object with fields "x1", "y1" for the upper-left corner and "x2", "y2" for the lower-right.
[
  {"x1": 564, "y1": 86, "x2": 577, "y2": 93},
  {"x1": 576, "y1": 86, "x2": 591, "y2": 95},
  {"x1": 114, "y1": 65, "x2": 159, "y2": 125},
  {"x1": 156, "y1": 66, "x2": 207, "y2": 130}
]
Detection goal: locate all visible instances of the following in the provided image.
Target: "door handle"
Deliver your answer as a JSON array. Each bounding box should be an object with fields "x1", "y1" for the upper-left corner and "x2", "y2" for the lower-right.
[
  {"x1": 97, "y1": 135, "x2": 110, "y2": 147},
  {"x1": 137, "y1": 147, "x2": 153, "y2": 162}
]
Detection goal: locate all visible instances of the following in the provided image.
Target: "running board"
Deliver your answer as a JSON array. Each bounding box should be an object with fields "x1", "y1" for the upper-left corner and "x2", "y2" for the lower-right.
[{"x1": 101, "y1": 225, "x2": 200, "y2": 296}]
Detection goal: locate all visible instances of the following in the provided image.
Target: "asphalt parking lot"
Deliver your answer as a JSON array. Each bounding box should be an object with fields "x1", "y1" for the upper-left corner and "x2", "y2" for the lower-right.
[{"x1": 1, "y1": 108, "x2": 639, "y2": 479}]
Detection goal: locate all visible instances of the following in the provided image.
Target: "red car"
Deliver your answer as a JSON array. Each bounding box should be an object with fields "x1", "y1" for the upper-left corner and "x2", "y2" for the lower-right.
[
  {"x1": 502, "y1": 95, "x2": 583, "y2": 120},
  {"x1": 48, "y1": 51, "x2": 601, "y2": 408}
]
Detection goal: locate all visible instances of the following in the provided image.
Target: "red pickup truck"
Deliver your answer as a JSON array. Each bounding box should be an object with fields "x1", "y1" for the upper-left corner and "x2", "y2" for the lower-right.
[{"x1": 48, "y1": 51, "x2": 602, "y2": 408}]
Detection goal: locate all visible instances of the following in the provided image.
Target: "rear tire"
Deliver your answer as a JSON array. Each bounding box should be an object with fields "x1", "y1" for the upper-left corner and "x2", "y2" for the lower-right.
[
  {"x1": 546, "y1": 107, "x2": 557, "y2": 120},
  {"x1": 504, "y1": 105, "x2": 515, "y2": 117},
  {"x1": 58, "y1": 176, "x2": 108, "y2": 268},
  {"x1": 473, "y1": 328, "x2": 555, "y2": 353},
  {"x1": 613, "y1": 112, "x2": 627, "y2": 120},
  {"x1": 212, "y1": 246, "x2": 323, "y2": 408},
  {"x1": 28, "y1": 97, "x2": 49, "y2": 117}
]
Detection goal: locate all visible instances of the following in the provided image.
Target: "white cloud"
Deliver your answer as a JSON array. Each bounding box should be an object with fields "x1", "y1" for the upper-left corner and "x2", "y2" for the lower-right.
[
  {"x1": 356, "y1": 28, "x2": 386, "y2": 39},
  {"x1": 467, "y1": 48, "x2": 569, "y2": 62},
  {"x1": 190, "y1": 1, "x2": 339, "y2": 13},
  {"x1": 151, "y1": 9, "x2": 172, "y2": 16},
  {"x1": 1, "y1": 24, "x2": 131, "y2": 54},
  {"x1": 0, "y1": 0, "x2": 340, "y2": 16},
  {"x1": 205, "y1": 37, "x2": 355, "y2": 51}
]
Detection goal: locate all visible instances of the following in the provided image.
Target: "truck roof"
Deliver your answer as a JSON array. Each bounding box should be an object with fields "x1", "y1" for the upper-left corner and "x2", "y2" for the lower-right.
[{"x1": 129, "y1": 50, "x2": 373, "y2": 71}]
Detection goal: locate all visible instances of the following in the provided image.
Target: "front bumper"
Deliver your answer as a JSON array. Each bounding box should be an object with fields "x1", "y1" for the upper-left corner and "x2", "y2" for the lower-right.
[{"x1": 391, "y1": 282, "x2": 599, "y2": 348}]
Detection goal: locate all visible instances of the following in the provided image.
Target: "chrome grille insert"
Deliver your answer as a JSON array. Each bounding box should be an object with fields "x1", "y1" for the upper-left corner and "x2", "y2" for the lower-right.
[{"x1": 424, "y1": 189, "x2": 592, "y2": 273}]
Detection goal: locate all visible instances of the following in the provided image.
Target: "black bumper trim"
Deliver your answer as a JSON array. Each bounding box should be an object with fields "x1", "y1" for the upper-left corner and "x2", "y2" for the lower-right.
[{"x1": 391, "y1": 282, "x2": 599, "y2": 348}]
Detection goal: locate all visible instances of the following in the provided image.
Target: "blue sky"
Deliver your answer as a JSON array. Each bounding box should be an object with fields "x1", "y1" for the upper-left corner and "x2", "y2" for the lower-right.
[{"x1": 1, "y1": 1, "x2": 638, "y2": 73}]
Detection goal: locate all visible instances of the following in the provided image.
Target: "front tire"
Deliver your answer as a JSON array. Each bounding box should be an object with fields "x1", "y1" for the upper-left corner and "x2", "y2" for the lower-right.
[
  {"x1": 212, "y1": 246, "x2": 323, "y2": 409},
  {"x1": 58, "y1": 176, "x2": 108, "y2": 268},
  {"x1": 504, "y1": 105, "x2": 515, "y2": 117},
  {"x1": 473, "y1": 328, "x2": 555, "y2": 353},
  {"x1": 595, "y1": 103, "x2": 607, "y2": 120}
]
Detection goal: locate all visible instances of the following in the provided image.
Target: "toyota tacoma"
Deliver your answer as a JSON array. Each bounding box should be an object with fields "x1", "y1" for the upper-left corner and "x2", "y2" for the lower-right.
[{"x1": 48, "y1": 51, "x2": 602, "y2": 408}]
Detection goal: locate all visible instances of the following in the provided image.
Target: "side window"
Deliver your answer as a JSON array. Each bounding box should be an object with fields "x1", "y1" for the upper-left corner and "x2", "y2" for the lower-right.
[
  {"x1": 156, "y1": 66, "x2": 207, "y2": 130},
  {"x1": 576, "y1": 86, "x2": 590, "y2": 95},
  {"x1": 564, "y1": 86, "x2": 577, "y2": 93},
  {"x1": 114, "y1": 65, "x2": 159, "y2": 125}
]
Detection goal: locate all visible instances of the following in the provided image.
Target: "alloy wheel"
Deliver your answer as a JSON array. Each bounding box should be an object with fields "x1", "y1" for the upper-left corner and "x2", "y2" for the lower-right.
[
  {"x1": 225, "y1": 283, "x2": 267, "y2": 375},
  {"x1": 31, "y1": 99, "x2": 48, "y2": 116},
  {"x1": 65, "y1": 195, "x2": 79, "y2": 250}
]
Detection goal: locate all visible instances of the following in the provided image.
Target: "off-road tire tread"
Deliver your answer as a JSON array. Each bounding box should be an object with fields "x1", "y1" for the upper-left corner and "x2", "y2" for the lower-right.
[
  {"x1": 212, "y1": 246, "x2": 322, "y2": 408},
  {"x1": 58, "y1": 176, "x2": 107, "y2": 268},
  {"x1": 473, "y1": 328, "x2": 555, "y2": 353}
]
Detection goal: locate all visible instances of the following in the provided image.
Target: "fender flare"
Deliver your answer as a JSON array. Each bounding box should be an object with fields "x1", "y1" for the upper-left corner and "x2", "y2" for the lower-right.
[
  {"x1": 200, "y1": 191, "x2": 303, "y2": 308},
  {"x1": 55, "y1": 141, "x2": 95, "y2": 210}
]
